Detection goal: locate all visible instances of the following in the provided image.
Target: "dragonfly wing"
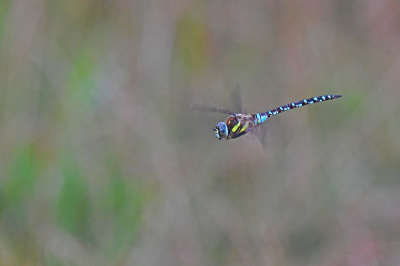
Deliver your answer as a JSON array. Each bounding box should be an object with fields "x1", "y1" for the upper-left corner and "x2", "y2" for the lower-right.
[
  {"x1": 190, "y1": 101, "x2": 235, "y2": 115},
  {"x1": 252, "y1": 125, "x2": 268, "y2": 149},
  {"x1": 230, "y1": 85, "x2": 245, "y2": 114}
]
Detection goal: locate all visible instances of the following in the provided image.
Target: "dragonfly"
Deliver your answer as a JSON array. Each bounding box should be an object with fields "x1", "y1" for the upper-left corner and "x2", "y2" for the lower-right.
[{"x1": 191, "y1": 91, "x2": 342, "y2": 141}]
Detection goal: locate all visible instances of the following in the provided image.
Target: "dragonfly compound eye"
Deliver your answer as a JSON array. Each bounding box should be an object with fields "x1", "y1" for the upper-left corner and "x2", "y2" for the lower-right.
[{"x1": 216, "y1": 122, "x2": 228, "y2": 139}]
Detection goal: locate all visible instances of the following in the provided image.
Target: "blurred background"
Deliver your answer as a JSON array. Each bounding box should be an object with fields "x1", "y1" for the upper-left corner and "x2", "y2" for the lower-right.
[{"x1": 0, "y1": 0, "x2": 400, "y2": 265}]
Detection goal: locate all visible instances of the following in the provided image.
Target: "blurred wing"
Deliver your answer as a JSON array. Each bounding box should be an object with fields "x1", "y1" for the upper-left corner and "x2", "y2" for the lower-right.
[
  {"x1": 190, "y1": 101, "x2": 235, "y2": 115},
  {"x1": 252, "y1": 125, "x2": 268, "y2": 150},
  {"x1": 231, "y1": 85, "x2": 244, "y2": 114}
]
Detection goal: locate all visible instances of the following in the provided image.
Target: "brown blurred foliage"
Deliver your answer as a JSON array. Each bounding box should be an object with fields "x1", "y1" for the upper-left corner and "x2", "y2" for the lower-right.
[{"x1": 0, "y1": 0, "x2": 400, "y2": 265}]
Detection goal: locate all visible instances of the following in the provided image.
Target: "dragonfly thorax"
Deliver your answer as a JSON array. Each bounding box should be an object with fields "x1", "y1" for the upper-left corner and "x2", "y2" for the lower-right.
[{"x1": 213, "y1": 122, "x2": 228, "y2": 140}]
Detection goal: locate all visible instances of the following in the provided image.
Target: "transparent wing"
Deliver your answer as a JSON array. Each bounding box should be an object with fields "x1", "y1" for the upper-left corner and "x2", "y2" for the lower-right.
[
  {"x1": 252, "y1": 125, "x2": 268, "y2": 150},
  {"x1": 190, "y1": 101, "x2": 235, "y2": 115},
  {"x1": 231, "y1": 85, "x2": 244, "y2": 114}
]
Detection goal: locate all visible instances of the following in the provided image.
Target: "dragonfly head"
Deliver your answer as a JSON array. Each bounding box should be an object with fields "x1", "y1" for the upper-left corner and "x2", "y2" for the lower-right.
[{"x1": 213, "y1": 122, "x2": 228, "y2": 140}]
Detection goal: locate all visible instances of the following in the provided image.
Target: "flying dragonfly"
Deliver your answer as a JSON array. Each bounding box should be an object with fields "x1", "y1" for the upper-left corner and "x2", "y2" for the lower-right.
[{"x1": 191, "y1": 92, "x2": 342, "y2": 141}]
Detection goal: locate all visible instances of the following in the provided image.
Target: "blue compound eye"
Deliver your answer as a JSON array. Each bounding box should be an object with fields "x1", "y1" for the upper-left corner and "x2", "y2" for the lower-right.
[{"x1": 216, "y1": 122, "x2": 228, "y2": 139}]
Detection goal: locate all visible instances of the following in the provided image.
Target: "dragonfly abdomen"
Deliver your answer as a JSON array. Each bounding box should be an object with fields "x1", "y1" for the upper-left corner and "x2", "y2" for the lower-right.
[{"x1": 254, "y1": 94, "x2": 342, "y2": 124}]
